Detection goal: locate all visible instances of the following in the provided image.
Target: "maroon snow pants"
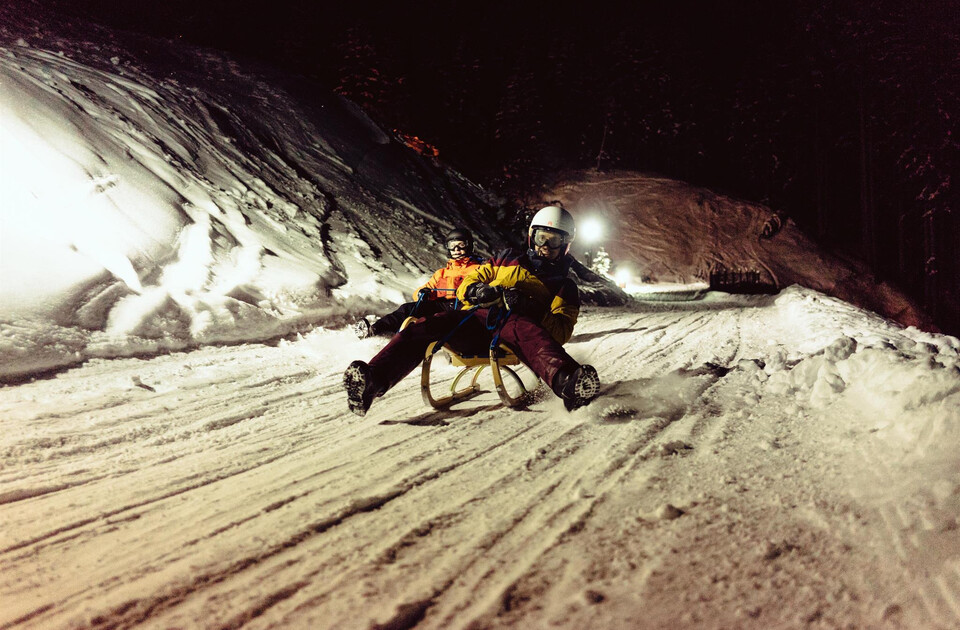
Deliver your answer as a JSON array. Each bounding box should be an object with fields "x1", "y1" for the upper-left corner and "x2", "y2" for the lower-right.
[{"x1": 365, "y1": 308, "x2": 577, "y2": 397}]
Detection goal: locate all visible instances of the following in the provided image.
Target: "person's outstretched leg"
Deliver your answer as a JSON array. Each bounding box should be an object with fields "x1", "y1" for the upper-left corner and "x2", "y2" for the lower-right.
[
  {"x1": 496, "y1": 315, "x2": 574, "y2": 387},
  {"x1": 497, "y1": 314, "x2": 600, "y2": 410},
  {"x1": 344, "y1": 310, "x2": 485, "y2": 415},
  {"x1": 355, "y1": 300, "x2": 448, "y2": 339},
  {"x1": 369, "y1": 302, "x2": 417, "y2": 336},
  {"x1": 368, "y1": 301, "x2": 420, "y2": 337}
]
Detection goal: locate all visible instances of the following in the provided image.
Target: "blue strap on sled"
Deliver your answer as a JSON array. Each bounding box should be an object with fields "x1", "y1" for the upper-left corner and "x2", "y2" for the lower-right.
[
  {"x1": 417, "y1": 289, "x2": 534, "y2": 409},
  {"x1": 486, "y1": 302, "x2": 511, "y2": 353},
  {"x1": 410, "y1": 290, "x2": 429, "y2": 317},
  {"x1": 427, "y1": 305, "x2": 481, "y2": 358},
  {"x1": 411, "y1": 287, "x2": 460, "y2": 320}
]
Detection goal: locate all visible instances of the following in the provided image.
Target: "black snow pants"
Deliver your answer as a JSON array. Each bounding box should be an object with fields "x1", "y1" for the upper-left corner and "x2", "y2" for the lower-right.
[{"x1": 371, "y1": 299, "x2": 456, "y2": 336}]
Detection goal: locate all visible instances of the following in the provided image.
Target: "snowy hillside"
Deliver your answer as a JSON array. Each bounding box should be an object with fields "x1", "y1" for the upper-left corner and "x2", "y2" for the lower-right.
[
  {"x1": 1, "y1": 2, "x2": 522, "y2": 382},
  {"x1": 3, "y1": 5, "x2": 960, "y2": 630},
  {"x1": 549, "y1": 170, "x2": 933, "y2": 330},
  {"x1": 0, "y1": 2, "x2": 929, "y2": 384}
]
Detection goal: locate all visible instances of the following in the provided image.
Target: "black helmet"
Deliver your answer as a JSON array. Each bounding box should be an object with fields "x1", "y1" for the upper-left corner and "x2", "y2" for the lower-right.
[{"x1": 444, "y1": 227, "x2": 474, "y2": 257}]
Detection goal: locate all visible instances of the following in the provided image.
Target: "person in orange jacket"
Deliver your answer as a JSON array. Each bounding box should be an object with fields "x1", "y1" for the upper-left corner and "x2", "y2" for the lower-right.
[{"x1": 353, "y1": 227, "x2": 483, "y2": 338}]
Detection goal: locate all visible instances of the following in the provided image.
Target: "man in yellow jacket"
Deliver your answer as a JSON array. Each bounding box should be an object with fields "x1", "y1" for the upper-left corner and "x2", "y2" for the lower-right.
[
  {"x1": 353, "y1": 227, "x2": 483, "y2": 338},
  {"x1": 344, "y1": 206, "x2": 600, "y2": 414}
]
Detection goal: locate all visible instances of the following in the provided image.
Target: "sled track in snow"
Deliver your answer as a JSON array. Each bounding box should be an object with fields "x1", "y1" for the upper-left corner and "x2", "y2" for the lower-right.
[
  {"x1": 854, "y1": 441, "x2": 960, "y2": 629},
  {"x1": 1, "y1": 349, "x2": 737, "y2": 629},
  {"x1": 3, "y1": 301, "x2": 953, "y2": 629},
  {"x1": 573, "y1": 307, "x2": 745, "y2": 378}
]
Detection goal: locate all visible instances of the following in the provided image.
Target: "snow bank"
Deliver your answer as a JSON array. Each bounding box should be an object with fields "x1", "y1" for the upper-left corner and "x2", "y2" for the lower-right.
[
  {"x1": 0, "y1": 41, "x2": 350, "y2": 379},
  {"x1": 759, "y1": 288, "x2": 960, "y2": 459}
]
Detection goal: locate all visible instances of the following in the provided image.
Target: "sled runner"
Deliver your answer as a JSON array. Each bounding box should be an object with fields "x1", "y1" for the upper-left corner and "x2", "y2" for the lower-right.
[
  {"x1": 421, "y1": 339, "x2": 532, "y2": 409},
  {"x1": 399, "y1": 289, "x2": 535, "y2": 409}
]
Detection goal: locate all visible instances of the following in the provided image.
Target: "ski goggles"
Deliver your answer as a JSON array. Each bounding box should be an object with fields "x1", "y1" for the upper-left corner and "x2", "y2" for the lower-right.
[
  {"x1": 531, "y1": 227, "x2": 566, "y2": 249},
  {"x1": 446, "y1": 240, "x2": 469, "y2": 253}
]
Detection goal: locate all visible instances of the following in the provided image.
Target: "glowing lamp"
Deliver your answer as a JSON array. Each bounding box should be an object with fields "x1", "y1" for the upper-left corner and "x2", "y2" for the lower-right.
[{"x1": 579, "y1": 217, "x2": 604, "y2": 244}]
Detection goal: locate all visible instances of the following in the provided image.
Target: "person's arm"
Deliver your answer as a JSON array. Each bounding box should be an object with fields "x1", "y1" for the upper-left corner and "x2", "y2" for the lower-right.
[
  {"x1": 413, "y1": 267, "x2": 445, "y2": 301},
  {"x1": 457, "y1": 259, "x2": 497, "y2": 305},
  {"x1": 540, "y1": 279, "x2": 580, "y2": 344}
]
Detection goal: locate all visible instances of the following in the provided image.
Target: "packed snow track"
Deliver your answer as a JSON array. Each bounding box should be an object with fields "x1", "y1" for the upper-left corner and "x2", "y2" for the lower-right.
[{"x1": 3, "y1": 288, "x2": 960, "y2": 629}]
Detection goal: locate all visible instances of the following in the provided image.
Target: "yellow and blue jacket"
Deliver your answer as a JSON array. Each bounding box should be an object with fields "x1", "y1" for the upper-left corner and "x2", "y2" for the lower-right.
[{"x1": 457, "y1": 249, "x2": 579, "y2": 344}]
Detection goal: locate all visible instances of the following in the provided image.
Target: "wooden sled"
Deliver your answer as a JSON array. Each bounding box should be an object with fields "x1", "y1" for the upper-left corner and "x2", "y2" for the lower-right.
[
  {"x1": 422, "y1": 341, "x2": 534, "y2": 409},
  {"x1": 400, "y1": 316, "x2": 535, "y2": 409}
]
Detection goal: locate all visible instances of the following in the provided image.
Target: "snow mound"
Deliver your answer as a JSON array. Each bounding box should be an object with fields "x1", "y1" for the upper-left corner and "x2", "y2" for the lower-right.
[{"x1": 759, "y1": 288, "x2": 960, "y2": 457}]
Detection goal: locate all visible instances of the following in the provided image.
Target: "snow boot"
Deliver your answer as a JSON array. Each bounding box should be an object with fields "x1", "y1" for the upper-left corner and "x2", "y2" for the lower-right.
[
  {"x1": 554, "y1": 364, "x2": 600, "y2": 411},
  {"x1": 343, "y1": 360, "x2": 377, "y2": 416},
  {"x1": 353, "y1": 318, "x2": 373, "y2": 339}
]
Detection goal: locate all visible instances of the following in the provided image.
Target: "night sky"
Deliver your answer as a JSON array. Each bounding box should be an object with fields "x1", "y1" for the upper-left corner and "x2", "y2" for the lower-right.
[{"x1": 46, "y1": 0, "x2": 960, "y2": 334}]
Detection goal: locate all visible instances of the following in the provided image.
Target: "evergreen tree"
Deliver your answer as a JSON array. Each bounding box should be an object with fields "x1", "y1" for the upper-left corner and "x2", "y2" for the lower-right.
[{"x1": 591, "y1": 247, "x2": 612, "y2": 277}]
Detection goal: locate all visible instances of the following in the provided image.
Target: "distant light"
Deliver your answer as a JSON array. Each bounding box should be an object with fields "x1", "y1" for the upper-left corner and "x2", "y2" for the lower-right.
[
  {"x1": 580, "y1": 217, "x2": 604, "y2": 244},
  {"x1": 615, "y1": 267, "x2": 631, "y2": 287}
]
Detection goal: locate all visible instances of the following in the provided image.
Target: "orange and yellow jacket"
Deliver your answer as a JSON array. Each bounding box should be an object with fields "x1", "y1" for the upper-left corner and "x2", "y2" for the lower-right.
[
  {"x1": 414, "y1": 255, "x2": 484, "y2": 302},
  {"x1": 457, "y1": 248, "x2": 580, "y2": 345}
]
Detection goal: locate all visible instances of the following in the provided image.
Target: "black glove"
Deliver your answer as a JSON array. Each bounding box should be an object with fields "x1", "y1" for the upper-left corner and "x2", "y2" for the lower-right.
[
  {"x1": 502, "y1": 287, "x2": 528, "y2": 313},
  {"x1": 465, "y1": 282, "x2": 500, "y2": 305},
  {"x1": 417, "y1": 287, "x2": 433, "y2": 300}
]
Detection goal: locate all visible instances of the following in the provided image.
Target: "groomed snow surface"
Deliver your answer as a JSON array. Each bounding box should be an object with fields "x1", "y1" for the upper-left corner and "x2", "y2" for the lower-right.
[{"x1": 3, "y1": 288, "x2": 960, "y2": 629}]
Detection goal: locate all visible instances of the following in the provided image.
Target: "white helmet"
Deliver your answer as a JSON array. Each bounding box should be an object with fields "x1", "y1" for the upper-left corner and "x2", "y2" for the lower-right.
[{"x1": 528, "y1": 205, "x2": 576, "y2": 255}]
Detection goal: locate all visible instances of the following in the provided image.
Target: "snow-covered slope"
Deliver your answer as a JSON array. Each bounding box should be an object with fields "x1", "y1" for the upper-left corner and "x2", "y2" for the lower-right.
[
  {"x1": 1, "y1": 3, "x2": 518, "y2": 381},
  {"x1": 0, "y1": 3, "x2": 932, "y2": 385},
  {"x1": 550, "y1": 170, "x2": 933, "y2": 330}
]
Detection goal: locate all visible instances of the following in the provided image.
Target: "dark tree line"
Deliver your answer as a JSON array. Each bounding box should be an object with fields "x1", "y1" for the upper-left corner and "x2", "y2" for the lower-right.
[{"x1": 59, "y1": 0, "x2": 960, "y2": 334}]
